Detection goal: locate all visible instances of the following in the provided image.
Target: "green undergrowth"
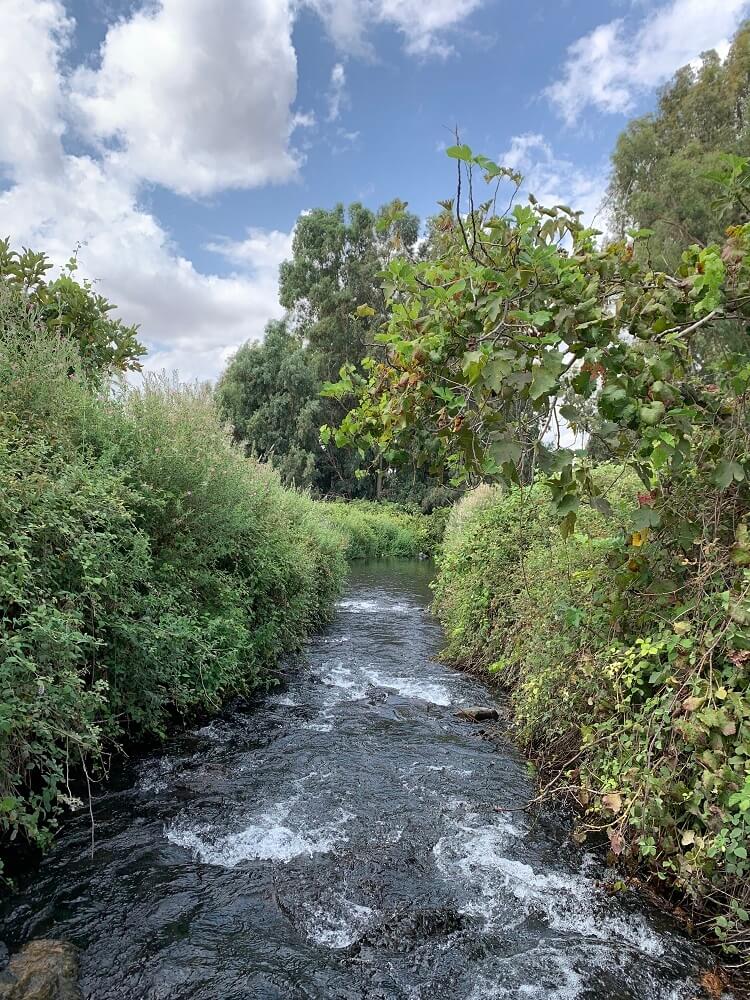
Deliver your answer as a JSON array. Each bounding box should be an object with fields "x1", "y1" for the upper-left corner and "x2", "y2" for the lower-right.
[
  {"x1": 434, "y1": 469, "x2": 750, "y2": 960},
  {"x1": 0, "y1": 289, "x2": 429, "y2": 871},
  {"x1": 321, "y1": 499, "x2": 446, "y2": 560}
]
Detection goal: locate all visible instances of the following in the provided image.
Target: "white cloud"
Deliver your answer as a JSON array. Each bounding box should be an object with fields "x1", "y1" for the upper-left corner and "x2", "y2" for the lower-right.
[
  {"x1": 71, "y1": 0, "x2": 302, "y2": 196},
  {"x1": 206, "y1": 228, "x2": 295, "y2": 271},
  {"x1": 0, "y1": 153, "x2": 293, "y2": 381},
  {"x1": 304, "y1": 0, "x2": 484, "y2": 59},
  {"x1": 499, "y1": 133, "x2": 608, "y2": 229},
  {"x1": 375, "y1": 0, "x2": 484, "y2": 57},
  {"x1": 0, "y1": 2, "x2": 295, "y2": 382},
  {"x1": 547, "y1": 0, "x2": 750, "y2": 124},
  {"x1": 327, "y1": 62, "x2": 347, "y2": 121},
  {"x1": 0, "y1": 0, "x2": 71, "y2": 174}
]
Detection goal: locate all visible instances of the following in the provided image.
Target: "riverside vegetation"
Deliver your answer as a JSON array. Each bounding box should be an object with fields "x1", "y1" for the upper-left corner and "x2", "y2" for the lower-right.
[
  {"x1": 2, "y1": 22, "x2": 750, "y2": 982},
  {"x1": 325, "y1": 28, "x2": 750, "y2": 967},
  {"x1": 0, "y1": 247, "x2": 429, "y2": 879}
]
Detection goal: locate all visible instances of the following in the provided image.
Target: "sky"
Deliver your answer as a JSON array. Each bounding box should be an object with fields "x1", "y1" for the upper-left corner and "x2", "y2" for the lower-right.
[{"x1": 1, "y1": 0, "x2": 749, "y2": 381}]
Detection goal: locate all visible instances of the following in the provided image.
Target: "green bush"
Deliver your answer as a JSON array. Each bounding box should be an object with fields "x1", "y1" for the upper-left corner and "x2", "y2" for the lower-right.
[
  {"x1": 434, "y1": 467, "x2": 750, "y2": 955},
  {"x1": 0, "y1": 288, "x2": 353, "y2": 861},
  {"x1": 321, "y1": 500, "x2": 429, "y2": 560},
  {"x1": 0, "y1": 279, "x2": 439, "y2": 866}
]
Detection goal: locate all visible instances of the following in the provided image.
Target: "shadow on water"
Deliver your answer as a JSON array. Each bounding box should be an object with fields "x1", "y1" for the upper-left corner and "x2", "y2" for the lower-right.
[{"x1": 0, "y1": 561, "x2": 735, "y2": 999}]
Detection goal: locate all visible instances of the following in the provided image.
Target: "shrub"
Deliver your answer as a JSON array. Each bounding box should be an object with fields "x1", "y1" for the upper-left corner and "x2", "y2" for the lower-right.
[
  {"x1": 321, "y1": 500, "x2": 427, "y2": 560},
  {"x1": 0, "y1": 290, "x2": 350, "y2": 862},
  {"x1": 434, "y1": 465, "x2": 750, "y2": 956}
]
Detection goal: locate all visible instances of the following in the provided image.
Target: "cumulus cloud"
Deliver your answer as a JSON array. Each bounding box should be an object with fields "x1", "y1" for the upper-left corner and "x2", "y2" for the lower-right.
[
  {"x1": 304, "y1": 0, "x2": 484, "y2": 59},
  {"x1": 547, "y1": 0, "x2": 750, "y2": 124},
  {"x1": 499, "y1": 133, "x2": 608, "y2": 229},
  {"x1": 0, "y1": 0, "x2": 72, "y2": 174},
  {"x1": 0, "y1": 153, "x2": 293, "y2": 381},
  {"x1": 0, "y1": 1, "x2": 295, "y2": 381},
  {"x1": 71, "y1": 0, "x2": 301, "y2": 196}
]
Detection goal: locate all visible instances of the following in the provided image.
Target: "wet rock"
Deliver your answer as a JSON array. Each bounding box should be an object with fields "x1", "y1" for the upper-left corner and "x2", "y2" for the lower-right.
[
  {"x1": 0, "y1": 940, "x2": 80, "y2": 1000},
  {"x1": 0, "y1": 943, "x2": 8, "y2": 971},
  {"x1": 455, "y1": 706, "x2": 499, "y2": 723}
]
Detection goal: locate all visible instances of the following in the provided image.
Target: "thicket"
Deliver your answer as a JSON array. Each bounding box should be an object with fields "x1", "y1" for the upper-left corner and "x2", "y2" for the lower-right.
[
  {"x1": 320, "y1": 500, "x2": 446, "y2": 560},
  {"x1": 326, "y1": 30, "x2": 750, "y2": 963},
  {"x1": 0, "y1": 270, "x2": 425, "y2": 871},
  {"x1": 435, "y1": 471, "x2": 749, "y2": 958}
]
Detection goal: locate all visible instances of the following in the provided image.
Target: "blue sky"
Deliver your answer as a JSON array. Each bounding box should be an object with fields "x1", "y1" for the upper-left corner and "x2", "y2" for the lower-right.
[{"x1": 1, "y1": 0, "x2": 748, "y2": 379}]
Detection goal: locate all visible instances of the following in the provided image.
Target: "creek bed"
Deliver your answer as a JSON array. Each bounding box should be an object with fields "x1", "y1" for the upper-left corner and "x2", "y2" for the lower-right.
[{"x1": 0, "y1": 561, "x2": 734, "y2": 999}]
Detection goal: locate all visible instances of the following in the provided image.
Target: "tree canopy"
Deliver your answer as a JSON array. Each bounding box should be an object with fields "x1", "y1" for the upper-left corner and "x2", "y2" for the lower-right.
[
  {"x1": 609, "y1": 22, "x2": 750, "y2": 269},
  {"x1": 218, "y1": 200, "x2": 453, "y2": 503}
]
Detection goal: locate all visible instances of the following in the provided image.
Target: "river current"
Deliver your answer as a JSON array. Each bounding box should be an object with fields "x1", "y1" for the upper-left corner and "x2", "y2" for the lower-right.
[{"x1": 0, "y1": 562, "x2": 734, "y2": 999}]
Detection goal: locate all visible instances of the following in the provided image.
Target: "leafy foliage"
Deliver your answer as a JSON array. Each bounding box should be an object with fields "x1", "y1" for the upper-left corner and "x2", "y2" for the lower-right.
[
  {"x1": 216, "y1": 321, "x2": 324, "y2": 490},
  {"x1": 609, "y1": 22, "x2": 750, "y2": 270},
  {"x1": 0, "y1": 239, "x2": 145, "y2": 377},
  {"x1": 218, "y1": 202, "x2": 450, "y2": 504},
  {"x1": 435, "y1": 474, "x2": 750, "y2": 957},
  {"x1": 0, "y1": 284, "x2": 427, "y2": 870},
  {"x1": 327, "y1": 143, "x2": 750, "y2": 959}
]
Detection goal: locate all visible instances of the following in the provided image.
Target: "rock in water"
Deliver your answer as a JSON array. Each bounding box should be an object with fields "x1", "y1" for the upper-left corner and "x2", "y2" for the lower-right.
[
  {"x1": 0, "y1": 940, "x2": 80, "y2": 1000},
  {"x1": 455, "y1": 706, "x2": 499, "y2": 722}
]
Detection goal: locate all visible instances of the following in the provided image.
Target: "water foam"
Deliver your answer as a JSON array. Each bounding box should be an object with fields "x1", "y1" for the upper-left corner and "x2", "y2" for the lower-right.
[
  {"x1": 364, "y1": 669, "x2": 453, "y2": 706},
  {"x1": 268, "y1": 692, "x2": 298, "y2": 707},
  {"x1": 433, "y1": 810, "x2": 664, "y2": 959},
  {"x1": 303, "y1": 892, "x2": 375, "y2": 949},
  {"x1": 336, "y1": 597, "x2": 415, "y2": 614},
  {"x1": 166, "y1": 798, "x2": 353, "y2": 867}
]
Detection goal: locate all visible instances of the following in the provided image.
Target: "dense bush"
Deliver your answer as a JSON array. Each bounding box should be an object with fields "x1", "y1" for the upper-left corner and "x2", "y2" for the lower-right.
[
  {"x1": 0, "y1": 286, "x2": 429, "y2": 868},
  {"x1": 435, "y1": 471, "x2": 750, "y2": 957},
  {"x1": 320, "y1": 500, "x2": 440, "y2": 560}
]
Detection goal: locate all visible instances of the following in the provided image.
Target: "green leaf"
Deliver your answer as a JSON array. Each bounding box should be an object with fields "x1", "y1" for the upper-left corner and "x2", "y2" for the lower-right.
[
  {"x1": 446, "y1": 144, "x2": 473, "y2": 162},
  {"x1": 632, "y1": 507, "x2": 662, "y2": 530},
  {"x1": 489, "y1": 438, "x2": 522, "y2": 466},
  {"x1": 713, "y1": 459, "x2": 745, "y2": 490},
  {"x1": 530, "y1": 363, "x2": 560, "y2": 401}
]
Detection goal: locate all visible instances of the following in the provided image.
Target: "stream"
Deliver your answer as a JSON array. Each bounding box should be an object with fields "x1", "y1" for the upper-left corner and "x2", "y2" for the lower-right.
[{"x1": 0, "y1": 561, "x2": 734, "y2": 999}]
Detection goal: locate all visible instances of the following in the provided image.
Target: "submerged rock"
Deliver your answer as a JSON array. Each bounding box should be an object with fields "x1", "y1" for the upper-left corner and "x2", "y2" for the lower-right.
[
  {"x1": 0, "y1": 940, "x2": 80, "y2": 1000},
  {"x1": 352, "y1": 905, "x2": 464, "y2": 954},
  {"x1": 455, "y1": 706, "x2": 499, "y2": 722}
]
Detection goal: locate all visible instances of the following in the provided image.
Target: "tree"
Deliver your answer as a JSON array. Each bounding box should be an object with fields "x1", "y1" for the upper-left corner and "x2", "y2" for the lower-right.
[
  {"x1": 279, "y1": 200, "x2": 419, "y2": 381},
  {"x1": 216, "y1": 321, "x2": 324, "y2": 489},
  {"x1": 324, "y1": 149, "x2": 750, "y2": 950},
  {"x1": 0, "y1": 239, "x2": 145, "y2": 377},
  {"x1": 221, "y1": 200, "x2": 451, "y2": 501},
  {"x1": 609, "y1": 21, "x2": 750, "y2": 270},
  {"x1": 324, "y1": 144, "x2": 749, "y2": 541}
]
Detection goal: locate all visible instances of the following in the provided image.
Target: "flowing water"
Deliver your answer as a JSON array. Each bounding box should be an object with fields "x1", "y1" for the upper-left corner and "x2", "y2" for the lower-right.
[{"x1": 0, "y1": 562, "x2": 734, "y2": 999}]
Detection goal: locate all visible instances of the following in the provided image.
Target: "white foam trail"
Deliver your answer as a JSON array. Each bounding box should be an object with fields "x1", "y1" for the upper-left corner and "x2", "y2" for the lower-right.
[
  {"x1": 166, "y1": 798, "x2": 353, "y2": 866},
  {"x1": 364, "y1": 669, "x2": 453, "y2": 706},
  {"x1": 336, "y1": 598, "x2": 414, "y2": 614},
  {"x1": 138, "y1": 756, "x2": 185, "y2": 794},
  {"x1": 302, "y1": 720, "x2": 334, "y2": 733},
  {"x1": 268, "y1": 693, "x2": 298, "y2": 707},
  {"x1": 318, "y1": 662, "x2": 370, "y2": 702},
  {"x1": 304, "y1": 894, "x2": 375, "y2": 949},
  {"x1": 195, "y1": 720, "x2": 233, "y2": 742},
  {"x1": 466, "y1": 952, "x2": 586, "y2": 999},
  {"x1": 433, "y1": 811, "x2": 664, "y2": 959}
]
